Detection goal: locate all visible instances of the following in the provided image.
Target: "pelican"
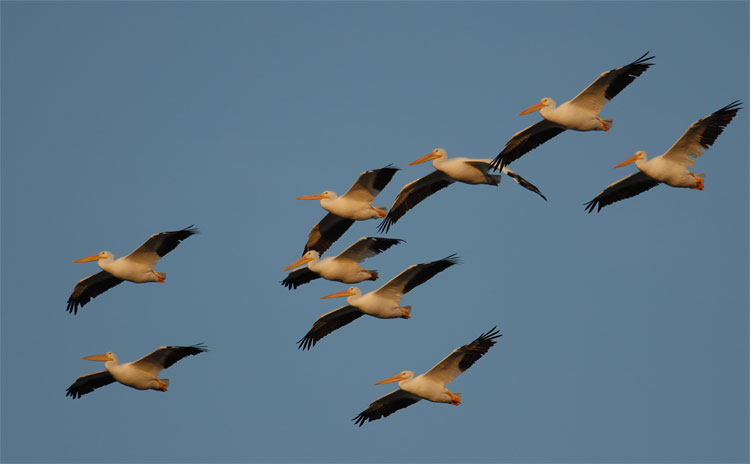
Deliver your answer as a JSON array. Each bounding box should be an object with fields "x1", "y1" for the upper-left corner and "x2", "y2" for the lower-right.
[
  {"x1": 66, "y1": 344, "x2": 207, "y2": 398},
  {"x1": 67, "y1": 226, "x2": 198, "y2": 314},
  {"x1": 490, "y1": 52, "x2": 654, "y2": 170},
  {"x1": 282, "y1": 237, "x2": 404, "y2": 289},
  {"x1": 585, "y1": 101, "x2": 741, "y2": 212},
  {"x1": 378, "y1": 148, "x2": 547, "y2": 233},
  {"x1": 353, "y1": 326, "x2": 501, "y2": 426},
  {"x1": 298, "y1": 254, "x2": 459, "y2": 350},
  {"x1": 298, "y1": 166, "x2": 399, "y2": 255}
]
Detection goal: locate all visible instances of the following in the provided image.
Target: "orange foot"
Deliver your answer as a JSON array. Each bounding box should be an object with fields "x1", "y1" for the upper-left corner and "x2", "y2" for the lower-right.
[
  {"x1": 151, "y1": 270, "x2": 165, "y2": 283},
  {"x1": 156, "y1": 380, "x2": 168, "y2": 391},
  {"x1": 690, "y1": 173, "x2": 704, "y2": 190},
  {"x1": 596, "y1": 117, "x2": 611, "y2": 131},
  {"x1": 448, "y1": 392, "x2": 461, "y2": 406}
]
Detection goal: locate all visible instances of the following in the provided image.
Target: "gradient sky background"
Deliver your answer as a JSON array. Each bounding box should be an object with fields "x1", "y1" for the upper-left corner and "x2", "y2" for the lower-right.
[{"x1": 1, "y1": 2, "x2": 748, "y2": 463}]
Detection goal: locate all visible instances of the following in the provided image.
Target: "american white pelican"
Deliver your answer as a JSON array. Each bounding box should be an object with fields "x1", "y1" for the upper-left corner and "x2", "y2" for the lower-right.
[
  {"x1": 66, "y1": 344, "x2": 207, "y2": 398},
  {"x1": 490, "y1": 52, "x2": 655, "y2": 170},
  {"x1": 378, "y1": 148, "x2": 547, "y2": 232},
  {"x1": 298, "y1": 166, "x2": 399, "y2": 255},
  {"x1": 298, "y1": 254, "x2": 459, "y2": 350},
  {"x1": 353, "y1": 326, "x2": 501, "y2": 426},
  {"x1": 67, "y1": 226, "x2": 198, "y2": 314},
  {"x1": 585, "y1": 101, "x2": 741, "y2": 212},
  {"x1": 282, "y1": 237, "x2": 404, "y2": 289}
]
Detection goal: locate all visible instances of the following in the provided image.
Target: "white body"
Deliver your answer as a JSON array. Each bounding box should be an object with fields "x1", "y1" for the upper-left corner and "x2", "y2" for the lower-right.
[
  {"x1": 428, "y1": 150, "x2": 501, "y2": 185},
  {"x1": 397, "y1": 371, "x2": 455, "y2": 403},
  {"x1": 103, "y1": 353, "x2": 167, "y2": 391},
  {"x1": 308, "y1": 257, "x2": 373, "y2": 283},
  {"x1": 539, "y1": 98, "x2": 610, "y2": 132},
  {"x1": 319, "y1": 194, "x2": 385, "y2": 220},
  {"x1": 97, "y1": 253, "x2": 164, "y2": 283},
  {"x1": 635, "y1": 154, "x2": 701, "y2": 188},
  {"x1": 345, "y1": 288, "x2": 407, "y2": 319}
]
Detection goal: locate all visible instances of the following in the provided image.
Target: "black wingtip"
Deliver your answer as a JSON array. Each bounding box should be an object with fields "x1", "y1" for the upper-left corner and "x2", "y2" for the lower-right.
[{"x1": 443, "y1": 253, "x2": 462, "y2": 265}]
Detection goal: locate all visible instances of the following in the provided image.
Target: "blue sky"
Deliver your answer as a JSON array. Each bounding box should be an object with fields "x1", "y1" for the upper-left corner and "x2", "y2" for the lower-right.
[{"x1": 1, "y1": 2, "x2": 748, "y2": 463}]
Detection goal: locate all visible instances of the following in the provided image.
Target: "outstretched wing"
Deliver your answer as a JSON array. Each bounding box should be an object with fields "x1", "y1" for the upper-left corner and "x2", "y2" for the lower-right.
[
  {"x1": 377, "y1": 171, "x2": 455, "y2": 233},
  {"x1": 67, "y1": 271, "x2": 124, "y2": 314},
  {"x1": 297, "y1": 306, "x2": 364, "y2": 350},
  {"x1": 490, "y1": 119, "x2": 566, "y2": 170},
  {"x1": 281, "y1": 267, "x2": 321, "y2": 290},
  {"x1": 423, "y1": 326, "x2": 502, "y2": 386},
  {"x1": 569, "y1": 52, "x2": 655, "y2": 113},
  {"x1": 662, "y1": 101, "x2": 742, "y2": 168},
  {"x1": 130, "y1": 344, "x2": 208, "y2": 376},
  {"x1": 341, "y1": 165, "x2": 399, "y2": 203},
  {"x1": 352, "y1": 389, "x2": 422, "y2": 426},
  {"x1": 585, "y1": 171, "x2": 661, "y2": 213},
  {"x1": 125, "y1": 225, "x2": 198, "y2": 267},
  {"x1": 373, "y1": 254, "x2": 459, "y2": 302},
  {"x1": 66, "y1": 370, "x2": 116, "y2": 399},
  {"x1": 500, "y1": 167, "x2": 548, "y2": 200},
  {"x1": 304, "y1": 213, "x2": 355, "y2": 255},
  {"x1": 336, "y1": 237, "x2": 405, "y2": 263}
]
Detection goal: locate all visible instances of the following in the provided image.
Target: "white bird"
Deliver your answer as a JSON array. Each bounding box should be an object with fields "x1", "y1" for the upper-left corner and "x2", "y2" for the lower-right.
[
  {"x1": 66, "y1": 344, "x2": 207, "y2": 398},
  {"x1": 491, "y1": 52, "x2": 654, "y2": 170},
  {"x1": 297, "y1": 166, "x2": 399, "y2": 255},
  {"x1": 67, "y1": 226, "x2": 198, "y2": 314},
  {"x1": 353, "y1": 327, "x2": 501, "y2": 426},
  {"x1": 298, "y1": 255, "x2": 459, "y2": 350},
  {"x1": 585, "y1": 101, "x2": 741, "y2": 212},
  {"x1": 378, "y1": 148, "x2": 547, "y2": 232},
  {"x1": 282, "y1": 237, "x2": 404, "y2": 289}
]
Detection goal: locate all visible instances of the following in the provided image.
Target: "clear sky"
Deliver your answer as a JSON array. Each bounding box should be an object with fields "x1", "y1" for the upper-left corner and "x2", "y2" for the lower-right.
[{"x1": 1, "y1": 2, "x2": 748, "y2": 463}]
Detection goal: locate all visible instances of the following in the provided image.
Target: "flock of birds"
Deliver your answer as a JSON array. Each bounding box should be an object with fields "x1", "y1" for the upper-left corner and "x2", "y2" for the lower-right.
[{"x1": 63, "y1": 51, "x2": 741, "y2": 427}]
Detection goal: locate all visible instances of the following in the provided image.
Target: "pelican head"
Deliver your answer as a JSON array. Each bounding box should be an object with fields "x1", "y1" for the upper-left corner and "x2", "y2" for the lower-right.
[
  {"x1": 519, "y1": 97, "x2": 556, "y2": 116},
  {"x1": 283, "y1": 250, "x2": 320, "y2": 271},
  {"x1": 73, "y1": 251, "x2": 114, "y2": 263},
  {"x1": 320, "y1": 286, "x2": 362, "y2": 300},
  {"x1": 409, "y1": 147, "x2": 448, "y2": 166},
  {"x1": 613, "y1": 150, "x2": 648, "y2": 168},
  {"x1": 295, "y1": 191, "x2": 337, "y2": 201},
  {"x1": 374, "y1": 370, "x2": 415, "y2": 385},
  {"x1": 82, "y1": 351, "x2": 118, "y2": 364}
]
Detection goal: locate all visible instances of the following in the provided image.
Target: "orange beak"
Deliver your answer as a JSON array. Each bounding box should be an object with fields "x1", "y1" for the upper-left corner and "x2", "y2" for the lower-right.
[
  {"x1": 408, "y1": 152, "x2": 442, "y2": 166},
  {"x1": 320, "y1": 289, "x2": 356, "y2": 299},
  {"x1": 375, "y1": 373, "x2": 406, "y2": 385},
  {"x1": 73, "y1": 254, "x2": 102, "y2": 263},
  {"x1": 295, "y1": 194, "x2": 327, "y2": 200},
  {"x1": 518, "y1": 100, "x2": 547, "y2": 116},
  {"x1": 82, "y1": 354, "x2": 112, "y2": 362},
  {"x1": 613, "y1": 154, "x2": 640, "y2": 168},
  {"x1": 283, "y1": 255, "x2": 315, "y2": 271}
]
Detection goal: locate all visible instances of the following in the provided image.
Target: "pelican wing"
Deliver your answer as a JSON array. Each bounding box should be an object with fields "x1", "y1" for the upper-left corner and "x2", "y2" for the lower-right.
[
  {"x1": 66, "y1": 271, "x2": 124, "y2": 314},
  {"x1": 130, "y1": 344, "x2": 208, "y2": 376},
  {"x1": 662, "y1": 101, "x2": 742, "y2": 167},
  {"x1": 304, "y1": 213, "x2": 355, "y2": 255},
  {"x1": 341, "y1": 165, "x2": 399, "y2": 203},
  {"x1": 281, "y1": 267, "x2": 320, "y2": 290},
  {"x1": 424, "y1": 327, "x2": 502, "y2": 385},
  {"x1": 336, "y1": 237, "x2": 404, "y2": 263},
  {"x1": 353, "y1": 389, "x2": 422, "y2": 426},
  {"x1": 66, "y1": 370, "x2": 116, "y2": 399},
  {"x1": 377, "y1": 171, "x2": 455, "y2": 233},
  {"x1": 500, "y1": 166, "x2": 548, "y2": 200},
  {"x1": 298, "y1": 305, "x2": 364, "y2": 350},
  {"x1": 569, "y1": 52, "x2": 654, "y2": 112},
  {"x1": 490, "y1": 120, "x2": 566, "y2": 170},
  {"x1": 585, "y1": 171, "x2": 660, "y2": 213},
  {"x1": 373, "y1": 254, "x2": 459, "y2": 301},
  {"x1": 125, "y1": 226, "x2": 198, "y2": 267}
]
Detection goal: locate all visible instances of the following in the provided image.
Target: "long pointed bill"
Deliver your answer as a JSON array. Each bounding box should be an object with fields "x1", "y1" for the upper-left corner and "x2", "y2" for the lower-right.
[
  {"x1": 295, "y1": 194, "x2": 327, "y2": 200},
  {"x1": 518, "y1": 101, "x2": 546, "y2": 116},
  {"x1": 320, "y1": 289, "x2": 356, "y2": 299},
  {"x1": 73, "y1": 254, "x2": 102, "y2": 263},
  {"x1": 375, "y1": 373, "x2": 406, "y2": 385},
  {"x1": 82, "y1": 354, "x2": 112, "y2": 362},
  {"x1": 283, "y1": 256, "x2": 315, "y2": 271},
  {"x1": 613, "y1": 154, "x2": 640, "y2": 168},
  {"x1": 408, "y1": 153, "x2": 442, "y2": 166}
]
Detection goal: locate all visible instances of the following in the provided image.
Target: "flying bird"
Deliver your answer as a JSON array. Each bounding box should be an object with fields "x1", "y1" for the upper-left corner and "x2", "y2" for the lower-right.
[
  {"x1": 585, "y1": 101, "x2": 741, "y2": 212},
  {"x1": 66, "y1": 226, "x2": 198, "y2": 314},
  {"x1": 298, "y1": 254, "x2": 459, "y2": 350},
  {"x1": 282, "y1": 237, "x2": 404, "y2": 289},
  {"x1": 297, "y1": 166, "x2": 399, "y2": 255},
  {"x1": 378, "y1": 148, "x2": 547, "y2": 233},
  {"x1": 353, "y1": 326, "x2": 501, "y2": 426},
  {"x1": 66, "y1": 344, "x2": 207, "y2": 398},
  {"x1": 490, "y1": 52, "x2": 655, "y2": 170}
]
